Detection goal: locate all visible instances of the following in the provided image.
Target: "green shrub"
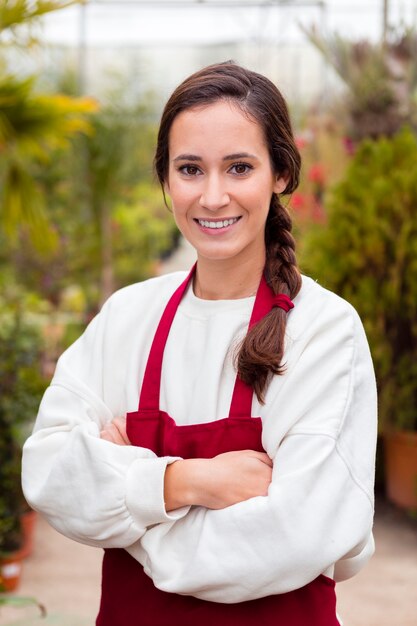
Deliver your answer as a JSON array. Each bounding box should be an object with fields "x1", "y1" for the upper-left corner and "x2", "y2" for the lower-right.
[
  {"x1": 0, "y1": 301, "x2": 47, "y2": 553},
  {"x1": 301, "y1": 127, "x2": 417, "y2": 431}
]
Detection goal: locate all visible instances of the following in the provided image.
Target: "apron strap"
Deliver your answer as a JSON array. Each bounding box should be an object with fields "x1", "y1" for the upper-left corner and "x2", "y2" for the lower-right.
[
  {"x1": 138, "y1": 265, "x2": 195, "y2": 411},
  {"x1": 228, "y1": 275, "x2": 276, "y2": 417},
  {"x1": 138, "y1": 265, "x2": 276, "y2": 415}
]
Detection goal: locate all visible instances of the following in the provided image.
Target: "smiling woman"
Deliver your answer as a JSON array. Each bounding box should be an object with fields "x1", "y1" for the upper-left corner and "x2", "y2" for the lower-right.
[
  {"x1": 22, "y1": 62, "x2": 377, "y2": 626},
  {"x1": 165, "y1": 100, "x2": 286, "y2": 290}
]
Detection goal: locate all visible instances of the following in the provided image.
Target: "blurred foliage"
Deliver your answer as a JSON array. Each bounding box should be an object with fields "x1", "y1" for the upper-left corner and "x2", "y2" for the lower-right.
[
  {"x1": 301, "y1": 127, "x2": 417, "y2": 432},
  {"x1": 0, "y1": 0, "x2": 90, "y2": 559},
  {"x1": 0, "y1": 293, "x2": 48, "y2": 554},
  {"x1": 0, "y1": 0, "x2": 79, "y2": 36},
  {"x1": 0, "y1": 593, "x2": 46, "y2": 617},
  {"x1": 75, "y1": 96, "x2": 172, "y2": 304},
  {"x1": 0, "y1": 1, "x2": 179, "y2": 312},
  {"x1": 113, "y1": 182, "x2": 180, "y2": 286},
  {"x1": 0, "y1": 74, "x2": 97, "y2": 249},
  {"x1": 304, "y1": 25, "x2": 417, "y2": 140},
  {"x1": 1, "y1": 93, "x2": 179, "y2": 310},
  {"x1": 289, "y1": 114, "x2": 352, "y2": 237},
  {"x1": 0, "y1": 0, "x2": 97, "y2": 249}
]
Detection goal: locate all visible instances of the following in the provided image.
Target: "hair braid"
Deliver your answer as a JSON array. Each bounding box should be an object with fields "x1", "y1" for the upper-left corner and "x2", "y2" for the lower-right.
[{"x1": 236, "y1": 195, "x2": 302, "y2": 403}]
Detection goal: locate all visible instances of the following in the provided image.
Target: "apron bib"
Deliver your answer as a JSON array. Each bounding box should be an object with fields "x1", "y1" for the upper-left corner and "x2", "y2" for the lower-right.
[{"x1": 96, "y1": 267, "x2": 339, "y2": 626}]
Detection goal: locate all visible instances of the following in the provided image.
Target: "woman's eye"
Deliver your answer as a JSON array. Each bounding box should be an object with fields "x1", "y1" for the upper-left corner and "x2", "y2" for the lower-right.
[
  {"x1": 179, "y1": 165, "x2": 201, "y2": 176},
  {"x1": 230, "y1": 163, "x2": 252, "y2": 175}
]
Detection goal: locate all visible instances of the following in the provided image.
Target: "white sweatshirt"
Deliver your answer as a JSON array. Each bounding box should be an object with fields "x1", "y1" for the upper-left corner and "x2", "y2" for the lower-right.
[{"x1": 22, "y1": 271, "x2": 377, "y2": 603}]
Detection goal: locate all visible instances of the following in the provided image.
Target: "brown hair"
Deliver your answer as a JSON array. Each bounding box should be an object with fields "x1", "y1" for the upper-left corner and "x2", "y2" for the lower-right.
[{"x1": 154, "y1": 61, "x2": 302, "y2": 402}]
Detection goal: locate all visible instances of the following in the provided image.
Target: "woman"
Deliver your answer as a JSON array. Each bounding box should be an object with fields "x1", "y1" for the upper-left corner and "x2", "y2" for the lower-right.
[{"x1": 22, "y1": 62, "x2": 377, "y2": 625}]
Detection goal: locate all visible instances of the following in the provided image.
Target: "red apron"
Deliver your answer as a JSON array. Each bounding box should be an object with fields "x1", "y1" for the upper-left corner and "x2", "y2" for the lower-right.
[{"x1": 96, "y1": 268, "x2": 339, "y2": 626}]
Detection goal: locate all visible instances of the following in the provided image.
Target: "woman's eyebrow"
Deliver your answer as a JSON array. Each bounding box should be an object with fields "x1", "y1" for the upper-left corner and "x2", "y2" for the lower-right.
[
  {"x1": 223, "y1": 152, "x2": 258, "y2": 161},
  {"x1": 173, "y1": 154, "x2": 201, "y2": 162},
  {"x1": 173, "y1": 152, "x2": 258, "y2": 162}
]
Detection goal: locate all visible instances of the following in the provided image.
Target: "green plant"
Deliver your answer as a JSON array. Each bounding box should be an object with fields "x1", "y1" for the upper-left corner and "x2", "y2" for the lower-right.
[
  {"x1": 301, "y1": 127, "x2": 417, "y2": 432},
  {"x1": 4, "y1": 99, "x2": 179, "y2": 310},
  {"x1": 303, "y1": 25, "x2": 417, "y2": 141},
  {"x1": 113, "y1": 181, "x2": 179, "y2": 286},
  {"x1": 0, "y1": 0, "x2": 97, "y2": 251},
  {"x1": 0, "y1": 73, "x2": 97, "y2": 251},
  {"x1": 0, "y1": 296, "x2": 47, "y2": 554},
  {"x1": 0, "y1": 593, "x2": 46, "y2": 617}
]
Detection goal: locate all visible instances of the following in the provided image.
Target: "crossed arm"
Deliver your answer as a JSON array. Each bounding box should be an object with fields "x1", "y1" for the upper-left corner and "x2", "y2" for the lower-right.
[{"x1": 101, "y1": 416, "x2": 273, "y2": 510}]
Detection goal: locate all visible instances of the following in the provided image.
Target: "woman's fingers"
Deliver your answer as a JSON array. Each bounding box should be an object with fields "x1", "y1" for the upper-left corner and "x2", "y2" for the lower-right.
[
  {"x1": 100, "y1": 417, "x2": 130, "y2": 445},
  {"x1": 100, "y1": 427, "x2": 116, "y2": 442},
  {"x1": 112, "y1": 416, "x2": 130, "y2": 444}
]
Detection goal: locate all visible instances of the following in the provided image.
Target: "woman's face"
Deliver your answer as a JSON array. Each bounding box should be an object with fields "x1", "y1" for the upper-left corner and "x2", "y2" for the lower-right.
[{"x1": 164, "y1": 100, "x2": 286, "y2": 266}]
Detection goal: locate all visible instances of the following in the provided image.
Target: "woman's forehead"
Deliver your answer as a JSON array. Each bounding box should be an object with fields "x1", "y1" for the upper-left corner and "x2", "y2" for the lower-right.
[{"x1": 168, "y1": 100, "x2": 267, "y2": 157}]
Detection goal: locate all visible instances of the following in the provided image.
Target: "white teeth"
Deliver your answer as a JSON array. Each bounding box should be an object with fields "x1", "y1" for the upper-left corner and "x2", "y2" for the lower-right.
[{"x1": 198, "y1": 218, "x2": 239, "y2": 229}]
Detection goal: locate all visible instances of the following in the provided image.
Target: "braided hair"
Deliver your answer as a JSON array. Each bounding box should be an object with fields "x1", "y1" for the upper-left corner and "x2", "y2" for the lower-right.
[{"x1": 154, "y1": 61, "x2": 302, "y2": 402}]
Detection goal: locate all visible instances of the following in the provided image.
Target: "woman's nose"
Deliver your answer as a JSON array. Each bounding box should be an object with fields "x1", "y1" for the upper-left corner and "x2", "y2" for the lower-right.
[{"x1": 199, "y1": 175, "x2": 230, "y2": 211}]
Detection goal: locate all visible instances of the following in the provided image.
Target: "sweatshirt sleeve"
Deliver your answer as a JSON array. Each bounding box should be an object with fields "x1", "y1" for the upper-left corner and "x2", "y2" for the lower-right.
[
  {"x1": 132, "y1": 295, "x2": 377, "y2": 602},
  {"x1": 21, "y1": 296, "x2": 190, "y2": 549}
]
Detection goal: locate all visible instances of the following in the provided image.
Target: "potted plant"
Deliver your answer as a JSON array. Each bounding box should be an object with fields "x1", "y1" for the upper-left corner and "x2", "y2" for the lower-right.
[
  {"x1": 0, "y1": 296, "x2": 48, "y2": 590},
  {"x1": 300, "y1": 127, "x2": 417, "y2": 510}
]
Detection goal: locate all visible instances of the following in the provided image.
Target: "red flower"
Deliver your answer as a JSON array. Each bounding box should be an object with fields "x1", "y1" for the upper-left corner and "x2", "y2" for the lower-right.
[
  {"x1": 308, "y1": 163, "x2": 326, "y2": 185},
  {"x1": 343, "y1": 136, "x2": 355, "y2": 156},
  {"x1": 295, "y1": 136, "x2": 307, "y2": 150},
  {"x1": 290, "y1": 192, "x2": 306, "y2": 209}
]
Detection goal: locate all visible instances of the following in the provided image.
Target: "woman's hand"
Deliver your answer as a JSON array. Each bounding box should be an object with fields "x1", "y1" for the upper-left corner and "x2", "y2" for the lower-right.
[
  {"x1": 99, "y1": 420, "x2": 272, "y2": 511},
  {"x1": 164, "y1": 450, "x2": 273, "y2": 512},
  {"x1": 100, "y1": 416, "x2": 130, "y2": 445}
]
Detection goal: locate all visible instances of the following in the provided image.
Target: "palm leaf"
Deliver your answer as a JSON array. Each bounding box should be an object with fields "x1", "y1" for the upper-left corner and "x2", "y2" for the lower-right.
[
  {"x1": 0, "y1": 0, "x2": 82, "y2": 34},
  {"x1": 0, "y1": 74, "x2": 97, "y2": 250},
  {"x1": 0, "y1": 74, "x2": 96, "y2": 152},
  {"x1": 0, "y1": 159, "x2": 58, "y2": 251}
]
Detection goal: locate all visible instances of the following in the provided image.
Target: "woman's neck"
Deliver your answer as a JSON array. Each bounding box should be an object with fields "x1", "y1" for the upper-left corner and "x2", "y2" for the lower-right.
[{"x1": 193, "y1": 255, "x2": 265, "y2": 300}]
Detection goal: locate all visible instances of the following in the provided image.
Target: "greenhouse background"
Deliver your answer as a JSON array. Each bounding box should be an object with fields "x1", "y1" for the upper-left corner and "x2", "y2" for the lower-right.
[{"x1": 1, "y1": 1, "x2": 417, "y2": 624}]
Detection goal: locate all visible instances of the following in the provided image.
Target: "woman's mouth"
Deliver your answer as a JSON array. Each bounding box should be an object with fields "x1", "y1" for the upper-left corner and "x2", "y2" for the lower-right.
[{"x1": 195, "y1": 217, "x2": 241, "y2": 230}]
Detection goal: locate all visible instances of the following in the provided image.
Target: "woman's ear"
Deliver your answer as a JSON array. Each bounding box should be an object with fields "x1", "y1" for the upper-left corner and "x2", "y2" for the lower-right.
[{"x1": 273, "y1": 175, "x2": 288, "y2": 195}]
